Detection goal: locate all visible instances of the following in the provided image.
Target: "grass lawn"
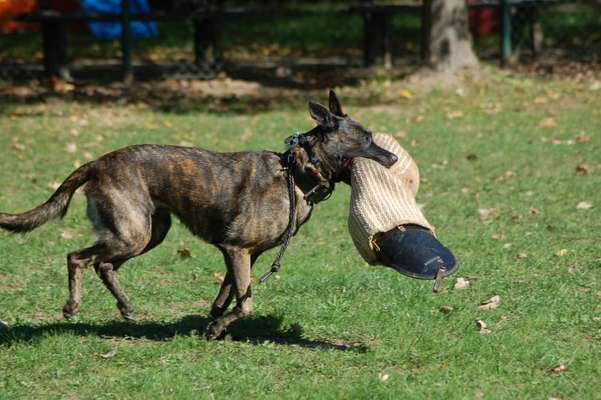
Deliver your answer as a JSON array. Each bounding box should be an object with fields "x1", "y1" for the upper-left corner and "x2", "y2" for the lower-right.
[{"x1": 0, "y1": 69, "x2": 600, "y2": 399}]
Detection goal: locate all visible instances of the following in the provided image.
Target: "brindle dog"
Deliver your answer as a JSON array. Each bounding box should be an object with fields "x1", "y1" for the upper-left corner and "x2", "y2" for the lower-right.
[{"x1": 0, "y1": 91, "x2": 397, "y2": 339}]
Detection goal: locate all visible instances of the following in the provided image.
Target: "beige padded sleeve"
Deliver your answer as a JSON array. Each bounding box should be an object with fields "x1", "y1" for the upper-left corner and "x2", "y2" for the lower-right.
[{"x1": 348, "y1": 133, "x2": 433, "y2": 264}]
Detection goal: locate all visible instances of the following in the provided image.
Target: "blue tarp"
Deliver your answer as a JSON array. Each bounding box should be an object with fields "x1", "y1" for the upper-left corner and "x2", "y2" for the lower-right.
[{"x1": 81, "y1": 0, "x2": 158, "y2": 39}]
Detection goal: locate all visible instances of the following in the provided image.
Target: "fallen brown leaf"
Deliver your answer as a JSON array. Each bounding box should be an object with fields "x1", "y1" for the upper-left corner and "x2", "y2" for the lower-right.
[
  {"x1": 499, "y1": 170, "x2": 516, "y2": 181},
  {"x1": 178, "y1": 248, "x2": 191, "y2": 258},
  {"x1": 393, "y1": 131, "x2": 407, "y2": 140},
  {"x1": 11, "y1": 140, "x2": 26, "y2": 152},
  {"x1": 61, "y1": 229, "x2": 76, "y2": 240},
  {"x1": 213, "y1": 271, "x2": 225, "y2": 284},
  {"x1": 378, "y1": 372, "x2": 390, "y2": 382},
  {"x1": 551, "y1": 137, "x2": 575, "y2": 145},
  {"x1": 100, "y1": 348, "x2": 118, "y2": 359},
  {"x1": 491, "y1": 233, "x2": 505, "y2": 241},
  {"x1": 439, "y1": 305, "x2": 454, "y2": 314},
  {"x1": 537, "y1": 117, "x2": 557, "y2": 127},
  {"x1": 454, "y1": 277, "x2": 470, "y2": 290},
  {"x1": 475, "y1": 319, "x2": 491, "y2": 334},
  {"x1": 48, "y1": 181, "x2": 61, "y2": 190},
  {"x1": 554, "y1": 249, "x2": 569, "y2": 257},
  {"x1": 528, "y1": 207, "x2": 540, "y2": 215},
  {"x1": 66, "y1": 143, "x2": 78, "y2": 153},
  {"x1": 410, "y1": 139, "x2": 419, "y2": 147},
  {"x1": 516, "y1": 252, "x2": 528, "y2": 259},
  {"x1": 549, "y1": 364, "x2": 568, "y2": 373},
  {"x1": 50, "y1": 78, "x2": 75, "y2": 94},
  {"x1": 446, "y1": 110, "x2": 464, "y2": 119},
  {"x1": 478, "y1": 207, "x2": 498, "y2": 221},
  {"x1": 576, "y1": 201, "x2": 593, "y2": 210},
  {"x1": 576, "y1": 164, "x2": 591, "y2": 176},
  {"x1": 479, "y1": 295, "x2": 501, "y2": 310},
  {"x1": 399, "y1": 89, "x2": 413, "y2": 99}
]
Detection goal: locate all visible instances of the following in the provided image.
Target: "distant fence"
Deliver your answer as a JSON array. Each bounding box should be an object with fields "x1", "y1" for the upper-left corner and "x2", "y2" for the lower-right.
[{"x1": 0, "y1": 0, "x2": 599, "y2": 81}]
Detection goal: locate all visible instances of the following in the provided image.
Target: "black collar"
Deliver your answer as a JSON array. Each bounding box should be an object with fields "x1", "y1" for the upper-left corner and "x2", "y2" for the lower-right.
[{"x1": 280, "y1": 148, "x2": 334, "y2": 204}]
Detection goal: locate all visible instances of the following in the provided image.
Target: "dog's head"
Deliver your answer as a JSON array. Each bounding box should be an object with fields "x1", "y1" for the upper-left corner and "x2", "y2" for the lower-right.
[{"x1": 307, "y1": 91, "x2": 398, "y2": 178}]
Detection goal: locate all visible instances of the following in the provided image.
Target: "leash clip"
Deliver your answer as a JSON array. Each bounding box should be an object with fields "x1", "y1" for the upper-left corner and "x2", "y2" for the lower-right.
[
  {"x1": 259, "y1": 262, "x2": 281, "y2": 284},
  {"x1": 303, "y1": 185, "x2": 321, "y2": 201}
]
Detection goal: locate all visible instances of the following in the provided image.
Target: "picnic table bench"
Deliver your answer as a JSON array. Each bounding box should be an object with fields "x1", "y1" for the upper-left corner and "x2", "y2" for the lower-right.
[
  {"x1": 349, "y1": 0, "x2": 564, "y2": 67},
  {"x1": 17, "y1": 0, "x2": 257, "y2": 82}
]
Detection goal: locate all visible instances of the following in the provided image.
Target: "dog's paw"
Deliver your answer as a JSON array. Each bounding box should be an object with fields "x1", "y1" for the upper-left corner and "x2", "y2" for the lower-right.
[
  {"x1": 62, "y1": 302, "x2": 80, "y2": 319},
  {"x1": 205, "y1": 321, "x2": 227, "y2": 341},
  {"x1": 118, "y1": 303, "x2": 136, "y2": 322}
]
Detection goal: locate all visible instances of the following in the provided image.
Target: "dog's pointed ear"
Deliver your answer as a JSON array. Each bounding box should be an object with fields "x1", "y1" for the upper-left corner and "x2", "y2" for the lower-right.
[
  {"x1": 328, "y1": 90, "x2": 344, "y2": 116},
  {"x1": 309, "y1": 101, "x2": 337, "y2": 129}
]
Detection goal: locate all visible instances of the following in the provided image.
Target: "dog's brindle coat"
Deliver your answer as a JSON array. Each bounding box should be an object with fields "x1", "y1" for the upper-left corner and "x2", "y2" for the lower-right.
[{"x1": 0, "y1": 91, "x2": 397, "y2": 339}]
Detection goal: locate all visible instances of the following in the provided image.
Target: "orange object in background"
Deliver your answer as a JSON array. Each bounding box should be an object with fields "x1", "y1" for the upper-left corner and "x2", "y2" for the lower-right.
[
  {"x1": 0, "y1": 0, "x2": 39, "y2": 33},
  {"x1": 0, "y1": 0, "x2": 81, "y2": 33}
]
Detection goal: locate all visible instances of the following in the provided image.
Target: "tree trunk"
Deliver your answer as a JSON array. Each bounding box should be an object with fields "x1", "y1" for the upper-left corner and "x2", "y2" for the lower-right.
[{"x1": 423, "y1": 0, "x2": 479, "y2": 72}]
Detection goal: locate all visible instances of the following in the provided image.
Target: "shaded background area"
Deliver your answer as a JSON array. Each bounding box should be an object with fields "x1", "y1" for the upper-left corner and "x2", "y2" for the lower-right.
[{"x1": 0, "y1": 0, "x2": 600, "y2": 85}]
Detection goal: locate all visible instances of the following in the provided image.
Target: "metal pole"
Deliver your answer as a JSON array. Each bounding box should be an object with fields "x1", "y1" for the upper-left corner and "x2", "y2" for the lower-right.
[
  {"x1": 500, "y1": 0, "x2": 512, "y2": 65},
  {"x1": 121, "y1": 0, "x2": 133, "y2": 83},
  {"x1": 383, "y1": 14, "x2": 392, "y2": 69}
]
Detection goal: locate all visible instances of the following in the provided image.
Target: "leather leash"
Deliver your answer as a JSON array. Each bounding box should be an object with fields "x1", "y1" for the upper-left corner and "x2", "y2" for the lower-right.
[{"x1": 259, "y1": 153, "x2": 297, "y2": 284}]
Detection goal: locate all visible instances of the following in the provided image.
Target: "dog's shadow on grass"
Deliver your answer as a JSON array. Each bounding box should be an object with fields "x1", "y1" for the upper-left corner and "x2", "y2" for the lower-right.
[{"x1": 0, "y1": 315, "x2": 368, "y2": 353}]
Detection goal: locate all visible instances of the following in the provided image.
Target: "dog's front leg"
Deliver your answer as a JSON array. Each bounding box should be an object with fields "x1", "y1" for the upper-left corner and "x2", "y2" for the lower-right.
[
  {"x1": 206, "y1": 248, "x2": 252, "y2": 340},
  {"x1": 210, "y1": 272, "x2": 234, "y2": 318},
  {"x1": 209, "y1": 252, "x2": 260, "y2": 319}
]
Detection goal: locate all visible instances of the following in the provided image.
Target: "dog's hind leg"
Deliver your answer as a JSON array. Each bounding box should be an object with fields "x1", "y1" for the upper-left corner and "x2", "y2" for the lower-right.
[
  {"x1": 92, "y1": 209, "x2": 172, "y2": 321},
  {"x1": 82, "y1": 190, "x2": 168, "y2": 320},
  {"x1": 63, "y1": 244, "x2": 104, "y2": 319},
  {"x1": 206, "y1": 247, "x2": 252, "y2": 340},
  {"x1": 94, "y1": 260, "x2": 135, "y2": 320},
  {"x1": 210, "y1": 251, "x2": 261, "y2": 319}
]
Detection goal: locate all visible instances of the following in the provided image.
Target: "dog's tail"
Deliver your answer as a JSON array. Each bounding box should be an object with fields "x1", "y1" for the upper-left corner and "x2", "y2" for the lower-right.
[{"x1": 0, "y1": 162, "x2": 94, "y2": 233}]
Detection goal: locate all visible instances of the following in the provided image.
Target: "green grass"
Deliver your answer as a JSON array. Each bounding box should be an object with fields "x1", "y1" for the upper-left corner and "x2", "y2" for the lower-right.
[{"x1": 0, "y1": 70, "x2": 600, "y2": 399}]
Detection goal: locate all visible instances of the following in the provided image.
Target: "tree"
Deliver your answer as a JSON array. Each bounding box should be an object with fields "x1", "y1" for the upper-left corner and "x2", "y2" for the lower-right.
[{"x1": 422, "y1": 0, "x2": 479, "y2": 72}]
